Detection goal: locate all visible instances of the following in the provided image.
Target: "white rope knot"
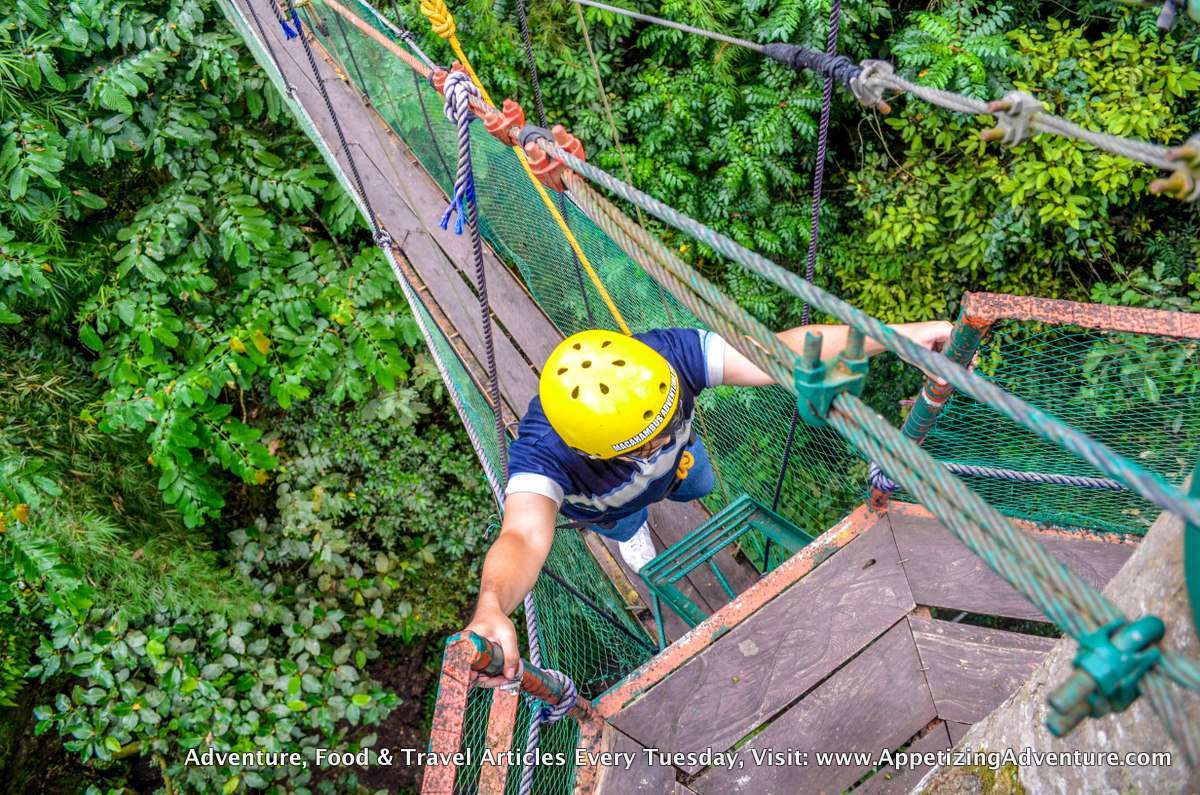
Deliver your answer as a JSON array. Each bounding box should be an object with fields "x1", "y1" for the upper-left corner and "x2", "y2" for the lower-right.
[
  {"x1": 442, "y1": 71, "x2": 480, "y2": 125},
  {"x1": 985, "y1": 91, "x2": 1043, "y2": 147},
  {"x1": 538, "y1": 669, "x2": 578, "y2": 724},
  {"x1": 869, "y1": 462, "x2": 898, "y2": 492},
  {"x1": 850, "y1": 60, "x2": 894, "y2": 111},
  {"x1": 439, "y1": 71, "x2": 483, "y2": 235}
]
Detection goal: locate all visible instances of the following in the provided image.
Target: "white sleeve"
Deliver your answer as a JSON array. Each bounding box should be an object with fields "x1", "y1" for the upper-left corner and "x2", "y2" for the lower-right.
[
  {"x1": 505, "y1": 472, "x2": 565, "y2": 506},
  {"x1": 701, "y1": 330, "x2": 728, "y2": 387}
]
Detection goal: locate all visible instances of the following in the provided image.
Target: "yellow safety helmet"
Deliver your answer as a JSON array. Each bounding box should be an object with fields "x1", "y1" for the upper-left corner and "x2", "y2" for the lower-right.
[{"x1": 540, "y1": 330, "x2": 680, "y2": 459}]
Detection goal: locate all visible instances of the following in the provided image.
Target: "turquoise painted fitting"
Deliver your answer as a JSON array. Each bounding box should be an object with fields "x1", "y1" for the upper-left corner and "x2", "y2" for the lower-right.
[
  {"x1": 1045, "y1": 616, "x2": 1165, "y2": 737},
  {"x1": 793, "y1": 329, "x2": 869, "y2": 428}
]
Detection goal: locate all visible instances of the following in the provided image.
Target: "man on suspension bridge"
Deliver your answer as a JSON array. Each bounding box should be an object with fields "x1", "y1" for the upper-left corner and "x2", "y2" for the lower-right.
[{"x1": 467, "y1": 321, "x2": 951, "y2": 680}]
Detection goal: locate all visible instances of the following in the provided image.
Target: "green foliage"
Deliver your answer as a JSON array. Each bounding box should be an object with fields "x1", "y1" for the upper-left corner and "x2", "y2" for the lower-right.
[
  {"x1": 0, "y1": 335, "x2": 257, "y2": 620},
  {"x1": 30, "y1": 601, "x2": 397, "y2": 791},
  {"x1": 0, "y1": 605, "x2": 32, "y2": 708},
  {"x1": 0, "y1": 0, "x2": 422, "y2": 527},
  {"x1": 890, "y1": 0, "x2": 1017, "y2": 98},
  {"x1": 828, "y1": 18, "x2": 1200, "y2": 321},
  {"x1": 0, "y1": 3, "x2": 494, "y2": 788},
  {"x1": 265, "y1": 366, "x2": 493, "y2": 643},
  {"x1": 20, "y1": 372, "x2": 491, "y2": 791}
]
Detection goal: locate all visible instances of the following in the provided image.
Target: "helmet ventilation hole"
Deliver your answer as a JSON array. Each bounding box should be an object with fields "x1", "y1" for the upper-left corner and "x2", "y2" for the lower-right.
[
  {"x1": 557, "y1": 367, "x2": 568, "y2": 375},
  {"x1": 599, "y1": 383, "x2": 609, "y2": 394},
  {"x1": 659, "y1": 382, "x2": 667, "y2": 393},
  {"x1": 612, "y1": 359, "x2": 625, "y2": 367},
  {"x1": 601, "y1": 340, "x2": 612, "y2": 348},
  {"x1": 582, "y1": 360, "x2": 591, "y2": 368},
  {"x1": 572, "y1": 343, "x2": 582, "y2": 350},
  {"x1": 571, "y1": 386, "x2": 580, "y2": 399},
  {"x1": 643, "y1": 410, "x2": 653, "y2": 420}
]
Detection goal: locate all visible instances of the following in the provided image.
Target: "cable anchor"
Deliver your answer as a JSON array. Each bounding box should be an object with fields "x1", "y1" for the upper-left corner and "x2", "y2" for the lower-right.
[
  {"x1": 793, "y1": 328, "x2": 869, "y2": 428},
  {"x1": 981, "y1": 91, "x2": 1043, "y2": 147},
  {"x1": 1046, "y1": 615, "x2": 1164, "y2": 737},
  {"x1": 522, "y1": 125, "x2": 586, "y2": 192},
  {"x1": 1150, "y1": 134, "x2": 1200, "y2": 202}
]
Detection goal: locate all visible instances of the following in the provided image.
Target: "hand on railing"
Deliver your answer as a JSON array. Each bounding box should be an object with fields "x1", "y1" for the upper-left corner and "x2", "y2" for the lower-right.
[
  {"x1": 448, "y1": 631, "x2": 579, "y2": 711},
  {"x1": 462, "y1": 602, "x2": 521, "y2": 687}
]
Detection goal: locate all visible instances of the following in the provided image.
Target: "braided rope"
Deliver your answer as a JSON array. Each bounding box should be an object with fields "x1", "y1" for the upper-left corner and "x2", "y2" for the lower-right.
[
  {"x1": 869, "y1": 461, "x2": 1128, "y2": 492},
  {"x1": 569, "y1": 0, "x2": 1198, "y2": 197},
  {"x1": 441, "y1": 59, "x2": 557, "y2": 795},
  {"x1": 441, "y1": 70, "x2": 510, "y2": 480},
  {"x1": 769, "y1": 0, "x2": 843, "y2": 570}
]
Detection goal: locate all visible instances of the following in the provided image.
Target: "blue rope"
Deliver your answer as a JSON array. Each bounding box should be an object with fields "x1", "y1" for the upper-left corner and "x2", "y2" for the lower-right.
[
  {"x1": 440, "y1": 69, "x2": 508, "y2": 481},
  {"x1": 269, "y1": 0, "x2": 298, "y2": 38},
  {"x1": 869, "y1": 461, "x2": 1128, "y2": 493}
]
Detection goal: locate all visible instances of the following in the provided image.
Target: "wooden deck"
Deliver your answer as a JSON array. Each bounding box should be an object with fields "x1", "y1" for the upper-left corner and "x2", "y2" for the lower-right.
[
  {"x1": 229, "y1": 0, "x2": 760, "y2": 643},
  {"x1": 596, "y1": 502, "x2": 1135, "y2": 794}
]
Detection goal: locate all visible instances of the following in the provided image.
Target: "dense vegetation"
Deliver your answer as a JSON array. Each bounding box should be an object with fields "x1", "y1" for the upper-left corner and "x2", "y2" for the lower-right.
[
  {"x1": 1, "y1": 0, "x2": 1197, "y2": 792},
  {"x1": 408, "y1": 0, "x2": 1200, "y2": 325},
  {"x1": 1, "y1": 1, "x2": 489, "y2": 791}
]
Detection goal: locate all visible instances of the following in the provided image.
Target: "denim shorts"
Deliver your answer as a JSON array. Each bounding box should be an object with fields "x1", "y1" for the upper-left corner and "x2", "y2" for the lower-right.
[{"x1": 588, "y1": 438, "x2": 716, "y2": 542}]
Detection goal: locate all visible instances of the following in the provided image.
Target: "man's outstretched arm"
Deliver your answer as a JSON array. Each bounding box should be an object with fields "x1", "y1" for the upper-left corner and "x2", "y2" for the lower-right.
[
  {"x1": 722, "y1": 320, "x2": 953, "y2": 387},
  {"x1": 463, "y1": 491, "x2": 558, "y2": 682}
]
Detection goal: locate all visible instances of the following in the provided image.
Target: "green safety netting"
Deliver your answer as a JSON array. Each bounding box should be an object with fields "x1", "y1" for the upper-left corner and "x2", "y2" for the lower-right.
[
  {"x1": 909, "y1": 322, "x2": 1200, "y2": 534},
  {"x1": 226, "y1": 0, "x2": 1200, "y2": 790},
  {"x1": 313, "y1": 0, "x2": 867, "y2": 544}
]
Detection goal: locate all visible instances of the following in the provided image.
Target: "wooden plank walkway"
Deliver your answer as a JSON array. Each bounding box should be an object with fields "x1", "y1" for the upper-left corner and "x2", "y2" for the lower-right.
[
  {"x1": 594, "y1": 728, "x2": 677, "y2": 795},
  {"x1": 891, "y1": 508, "x2": 1134, "y2": 622},
  {"x1": 610, "y1": 514, "x2": 913, "y2": 771},
  {"x1": 909, "y1": 616, "x2": 1056, "y2": 724},
  {"x1": 597, "y1": 502, "x2": 1136, "y2": 794},
  {"x1": 857, "y1": 722, "x2": 952, "y2": 795},
  {"x1": 693, "y1": 621, "x2": 937, "y2": 795},
  {"x1": 232, "y1": 0, "x2": 761, "y2": 636}
]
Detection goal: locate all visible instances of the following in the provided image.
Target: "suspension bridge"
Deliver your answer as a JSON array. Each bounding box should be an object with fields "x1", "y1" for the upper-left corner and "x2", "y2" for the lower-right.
[{"x1": 219, "y1": 0, "x2": 1200, "y2": 791}]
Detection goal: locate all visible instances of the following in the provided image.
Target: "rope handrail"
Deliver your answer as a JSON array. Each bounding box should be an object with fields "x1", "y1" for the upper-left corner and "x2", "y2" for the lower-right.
[
  {"x1": 569, "y1": 0, "x2": 1200, "y2": 201},
  {"x1": 312, "y1": 0, "x2": 1200, "y2": 525},
  {"x1": 317, "y1": 0, "x2": 1200, "y2": 527},
  {"x1": 541, "y1": 138, "x2": 1200, "y2": 528},
  {"x1": 562, "y1": 168, "x2": 1200, "y2": 764}
]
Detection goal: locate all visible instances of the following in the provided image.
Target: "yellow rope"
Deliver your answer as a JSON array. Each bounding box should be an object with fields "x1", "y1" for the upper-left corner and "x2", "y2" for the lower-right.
[{"x1": 419, "y1": 0, "x2": 631, "y2": 335}]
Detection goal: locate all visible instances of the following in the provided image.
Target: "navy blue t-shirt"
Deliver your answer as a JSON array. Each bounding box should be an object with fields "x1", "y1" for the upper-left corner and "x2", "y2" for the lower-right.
[{"x1": 505, "y1": 328, "x2": 726, "y2": 524}]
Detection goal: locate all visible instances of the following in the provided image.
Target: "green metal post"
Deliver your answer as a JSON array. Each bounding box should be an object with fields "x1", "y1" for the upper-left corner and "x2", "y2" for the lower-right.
[
  {"x1": 898, "y1": 312, "x2": 992, "y2": 446},
  {"x1": 1187, "y1": 458, "x2": 1200, "y2": 639}
]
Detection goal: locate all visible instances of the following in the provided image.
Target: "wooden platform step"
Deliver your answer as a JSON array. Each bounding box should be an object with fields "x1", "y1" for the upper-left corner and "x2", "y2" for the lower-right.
[{"x1": 594, "y1": 502, "x2": 1137, "y2": 794}]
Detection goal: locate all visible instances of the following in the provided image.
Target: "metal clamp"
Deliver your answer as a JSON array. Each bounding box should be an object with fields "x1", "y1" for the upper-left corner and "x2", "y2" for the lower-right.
[
  {"x1": 793, "y1": 328, "x2": 869, "y2": 428},
  {"x1": 522, "y1": 124, "x2": 586, "y2": 192},
  {"x1": 982, "y1": 91, "x2": 1043, "y2": 147},
  {"x1": 1150, "y1": 134, "x2": 1200, "y2": 202},
  {"x1": 1046, "y1": 615, "x2": 1164, "y2": 737},
  {"x1": 484, "y1": 98, "x2": 526, "y2": 145}
]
